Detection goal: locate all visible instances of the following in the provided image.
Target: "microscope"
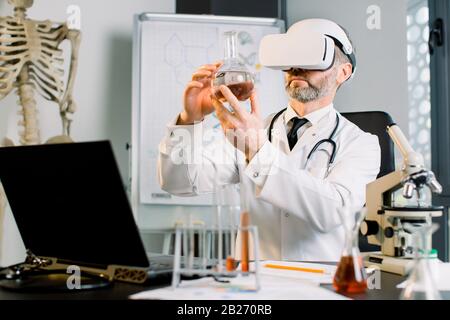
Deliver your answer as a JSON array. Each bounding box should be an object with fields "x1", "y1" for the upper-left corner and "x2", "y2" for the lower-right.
[{"x1": 360, "y1": 123, "x2": 444, "y2": 275}]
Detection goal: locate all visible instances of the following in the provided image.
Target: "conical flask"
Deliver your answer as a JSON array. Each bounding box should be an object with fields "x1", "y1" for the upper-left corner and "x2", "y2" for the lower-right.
[
  {"x1": 213, "y1": 31, "x2": 254, "y2": 101},
  {"x1": 400, "y1": 223, "x2": 441, "y2": 300},
  {"x1": 333, "y1": 207, "x2": 368, "y2": 293}
]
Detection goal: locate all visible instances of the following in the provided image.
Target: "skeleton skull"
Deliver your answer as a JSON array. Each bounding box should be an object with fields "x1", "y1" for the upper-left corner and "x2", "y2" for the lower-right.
[{"x1": 7, "y1": 0, "x2": 34, "y2": 9}]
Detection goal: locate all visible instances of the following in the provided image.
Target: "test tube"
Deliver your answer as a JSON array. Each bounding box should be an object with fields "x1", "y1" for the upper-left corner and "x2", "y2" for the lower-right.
[
  {"x1": 240, "y1": 211, "x2": 250, "y2": 273},
  {"x1": 217, "y1": 202, "x2": 223, "y2": 272},
  {"x1": 226, "y1": 206, "x2": 238, "y2": 272},
  {"x1": 188, "y1": 214, "x2": 194, "y2": 271}
]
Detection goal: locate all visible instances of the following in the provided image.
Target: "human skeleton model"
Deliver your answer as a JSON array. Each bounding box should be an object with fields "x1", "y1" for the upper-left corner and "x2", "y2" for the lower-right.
[
  {"x1": 0, "y1": 0, "x2": 81, "y2": 249},
  {"x1": 0, "y1": 0, "x2": 81, "y2": 145}
]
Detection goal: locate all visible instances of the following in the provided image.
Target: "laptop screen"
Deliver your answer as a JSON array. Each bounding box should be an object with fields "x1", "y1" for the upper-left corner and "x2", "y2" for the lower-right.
[{"x1": 0, "y1": 141, "x2": 149, "y2": 268}]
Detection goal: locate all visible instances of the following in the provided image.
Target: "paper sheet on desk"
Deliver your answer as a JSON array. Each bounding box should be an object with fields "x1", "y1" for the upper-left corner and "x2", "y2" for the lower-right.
[
  {"x1": 397, "y1": 262, "x2": 450, "y2": 291},
  {"x1": 130, "y1": 275, "x2": 348, "y2": 300},
  {"x1": 256, "y1": 261, "x2": 336, "y2": 284}
]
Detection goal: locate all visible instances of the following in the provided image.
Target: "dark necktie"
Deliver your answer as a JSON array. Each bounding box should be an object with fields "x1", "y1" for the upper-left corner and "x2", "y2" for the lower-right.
[{"x1": 287, "y1": 117, "x2": 309, "y2": 150}]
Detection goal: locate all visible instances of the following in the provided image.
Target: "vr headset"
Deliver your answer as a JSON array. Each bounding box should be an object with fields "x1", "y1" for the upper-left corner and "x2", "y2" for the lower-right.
[{"x1": 259, "y1": 19, "x2": 356, "y2": 77}]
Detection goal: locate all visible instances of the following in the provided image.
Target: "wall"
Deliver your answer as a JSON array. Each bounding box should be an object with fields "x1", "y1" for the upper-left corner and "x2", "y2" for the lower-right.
[
  {"x1": 286, "y1": 0, "x2": 409, "y2": 134},
  {"x1": 0, "y1": 0, "x2": 175, "y2": 266}
]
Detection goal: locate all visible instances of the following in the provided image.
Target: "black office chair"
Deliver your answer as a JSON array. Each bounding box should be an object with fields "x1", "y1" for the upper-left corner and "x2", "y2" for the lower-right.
[{"x1": 341, "y1": 111, "x2": 396, "y2": 252}]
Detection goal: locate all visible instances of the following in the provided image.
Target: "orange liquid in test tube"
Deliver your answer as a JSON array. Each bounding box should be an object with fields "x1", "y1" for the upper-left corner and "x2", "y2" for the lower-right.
[{"x1": 240, "y1": 211, "x2": 250, "y2": 273}]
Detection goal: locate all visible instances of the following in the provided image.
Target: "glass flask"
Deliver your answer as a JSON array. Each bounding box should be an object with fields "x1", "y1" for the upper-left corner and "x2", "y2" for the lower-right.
[
  {"x1": 213, "y1": 31, "x2": 255, "y2": 102},
  {"x1": 400, "y1": 223, "x2": 441, "y2": 300},
  {"x1": 333, "y1": 207, "x2": 368, "y2": 294}
]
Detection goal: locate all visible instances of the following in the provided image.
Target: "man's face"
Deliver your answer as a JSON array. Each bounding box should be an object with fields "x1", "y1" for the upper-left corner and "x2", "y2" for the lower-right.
[{"x1": 284, "y1": 66, "x2": 338, "y2": 103}]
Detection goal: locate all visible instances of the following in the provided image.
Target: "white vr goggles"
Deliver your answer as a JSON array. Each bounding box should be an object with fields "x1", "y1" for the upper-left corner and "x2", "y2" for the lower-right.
[{"x1": 259, "y1": 19, "x2": 356, "y2": 76}]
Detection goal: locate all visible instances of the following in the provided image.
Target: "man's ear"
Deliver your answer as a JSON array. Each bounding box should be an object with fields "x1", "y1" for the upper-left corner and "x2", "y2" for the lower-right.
[{"x1": 337, "y1": 63, "x2": 353, "y2": 85}]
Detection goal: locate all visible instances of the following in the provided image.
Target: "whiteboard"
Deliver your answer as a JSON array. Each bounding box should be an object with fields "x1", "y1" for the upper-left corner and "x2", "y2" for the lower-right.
[{"x1": 131, "y1": 13, "x2": 286, "y2": 209}]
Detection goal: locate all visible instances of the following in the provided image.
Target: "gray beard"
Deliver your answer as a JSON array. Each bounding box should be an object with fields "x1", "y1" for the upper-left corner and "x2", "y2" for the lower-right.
[
  {"x1": 286, "y1": 86, "x2": 320, "y2": 103},
  {"x1": 286, "y1": 68, "x2": 337, "y2": 103}
]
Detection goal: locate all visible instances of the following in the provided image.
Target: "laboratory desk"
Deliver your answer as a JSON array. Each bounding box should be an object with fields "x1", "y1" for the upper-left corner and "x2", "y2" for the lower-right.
[{"x1": 0, "y1": 264, "x2": 448, "y2": 300}]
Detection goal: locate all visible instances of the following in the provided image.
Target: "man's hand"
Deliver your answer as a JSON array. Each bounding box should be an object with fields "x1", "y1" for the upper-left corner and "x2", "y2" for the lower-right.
[
  {"x1": 177, "y1": 62, "x2": 223, "y2": 125},
  {"x1": 211, "y1": 85, "x2": 267, "y2": 161}
]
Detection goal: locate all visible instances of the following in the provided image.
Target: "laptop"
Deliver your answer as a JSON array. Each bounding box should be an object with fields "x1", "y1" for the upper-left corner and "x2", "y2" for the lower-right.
[{"x1": 0, "y1": 141, "x2": 172, "y2": 289}]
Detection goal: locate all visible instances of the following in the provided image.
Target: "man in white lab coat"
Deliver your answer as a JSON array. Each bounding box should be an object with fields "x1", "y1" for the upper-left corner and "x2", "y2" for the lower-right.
[{"x1": 158, "y1": 19, "x2": 381, "y2": 261}]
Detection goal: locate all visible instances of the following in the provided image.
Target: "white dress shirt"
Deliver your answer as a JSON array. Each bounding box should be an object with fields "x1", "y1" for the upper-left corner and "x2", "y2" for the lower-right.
[
  {"x1": 284, "y1": 103, "x2": 333, "y2": 139},
  {"x1": 158, "y1": 104, "x2": 381, "y2": 261}
]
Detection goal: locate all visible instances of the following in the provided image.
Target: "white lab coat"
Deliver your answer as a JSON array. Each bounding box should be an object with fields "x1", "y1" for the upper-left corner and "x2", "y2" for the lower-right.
[{"x1": 158, "y1": 105, "x2": 381, "y2": 261}]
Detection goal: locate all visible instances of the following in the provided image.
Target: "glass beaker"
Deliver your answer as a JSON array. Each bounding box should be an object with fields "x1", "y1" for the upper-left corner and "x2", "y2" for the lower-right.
[
  {"x1": 333, "y1": 207, "x2": 368, "y2": 294},
  {"x1": 400, "y1": 223, "x2": 441, "y2": 300},
  {"x1": 213, "y1": 31, "x2": 255, "y2": 102},
  {"x1": 213, "y1": 183, "x2": 241, "y2": 272}
]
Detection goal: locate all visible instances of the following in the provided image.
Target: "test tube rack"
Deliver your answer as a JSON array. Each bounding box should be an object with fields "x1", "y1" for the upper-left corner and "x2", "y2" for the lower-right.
[{"x1": 171, "y1": 224, "x2": 261, "y2": 291}]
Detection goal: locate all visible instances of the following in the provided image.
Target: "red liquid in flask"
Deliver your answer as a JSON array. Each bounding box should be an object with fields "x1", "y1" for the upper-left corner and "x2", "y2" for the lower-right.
[
  {"x1": 333, "y1": 255, "x2": 367, "y2": 293},
  {"x1": 214, "y1": 82, "x2": 254, "y2": 102}
]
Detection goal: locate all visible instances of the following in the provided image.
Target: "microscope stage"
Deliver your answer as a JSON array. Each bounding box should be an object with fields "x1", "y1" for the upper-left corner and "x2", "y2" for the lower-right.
[{"x1": 382, "y1": 205, "x2": 444, "y2": 218}]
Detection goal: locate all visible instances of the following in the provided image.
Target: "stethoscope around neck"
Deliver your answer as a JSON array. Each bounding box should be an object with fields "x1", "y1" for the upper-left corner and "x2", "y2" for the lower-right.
[{"x1": 267, "y1": 108, "x2": 340, "y2": 166}]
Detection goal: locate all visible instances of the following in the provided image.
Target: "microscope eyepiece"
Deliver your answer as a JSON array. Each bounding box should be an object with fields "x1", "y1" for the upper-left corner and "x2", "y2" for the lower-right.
[{"x1": 428, "y1": 178, "x2": 443, "y2": 194}]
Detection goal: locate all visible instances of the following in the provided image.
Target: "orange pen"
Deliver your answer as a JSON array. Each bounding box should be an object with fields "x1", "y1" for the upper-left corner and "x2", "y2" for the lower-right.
[{"x1": 264, "y1": 263, "x2": 326, "y2": 274}]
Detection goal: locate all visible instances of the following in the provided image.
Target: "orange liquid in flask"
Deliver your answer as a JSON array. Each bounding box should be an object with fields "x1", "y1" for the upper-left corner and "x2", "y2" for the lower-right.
[{"x1": 333, "y1": 255, "x2": 367, "y2": 293}]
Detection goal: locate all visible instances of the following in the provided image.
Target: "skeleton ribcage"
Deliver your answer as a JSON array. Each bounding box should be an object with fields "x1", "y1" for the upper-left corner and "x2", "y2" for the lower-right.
[{"x1": 0, "y1": 16, "x2": 67, "y2": 103}]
